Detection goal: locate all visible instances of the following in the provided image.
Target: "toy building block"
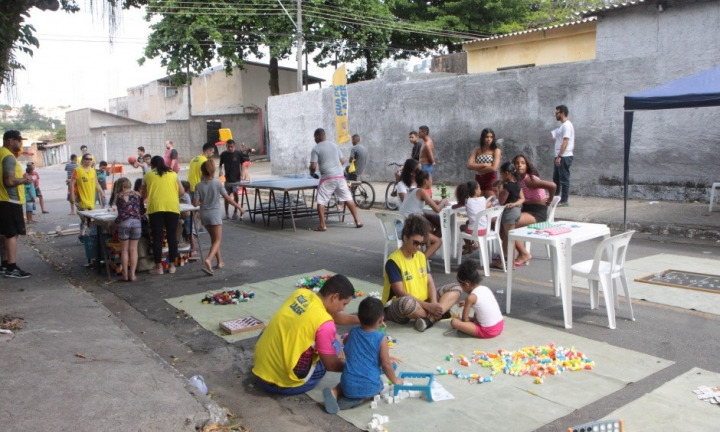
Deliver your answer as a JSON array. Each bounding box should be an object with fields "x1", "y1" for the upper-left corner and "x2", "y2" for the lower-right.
[
  {"x1": 568, "y1": 419, "x2": 624, "y2": 432},
  {"x1": 393, "y1": 372, "x2": 435, "y2": 402}
]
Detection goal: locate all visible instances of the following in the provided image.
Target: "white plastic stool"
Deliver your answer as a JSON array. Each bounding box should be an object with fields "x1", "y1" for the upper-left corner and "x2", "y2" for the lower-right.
[{"x1": 710, "y1": 183, "x2": 720, "y2": 212}]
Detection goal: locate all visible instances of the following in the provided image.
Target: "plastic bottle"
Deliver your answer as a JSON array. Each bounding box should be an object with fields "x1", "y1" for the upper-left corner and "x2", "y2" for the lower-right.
[{"x1": 188, "y1": 375, "x2": 208, "y2": 395}]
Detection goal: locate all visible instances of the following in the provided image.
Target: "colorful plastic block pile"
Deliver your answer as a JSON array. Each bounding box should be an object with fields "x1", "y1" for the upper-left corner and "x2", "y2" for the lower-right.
[
  {"x1": 296, "y1": 274, "x2": 364, "y2": 298},
  {"x1": 437, "y1": 344, "x2": 595, "y2": 384},
  {"x1": 201, "y1": 290, "x2": 255, "y2": 305}
]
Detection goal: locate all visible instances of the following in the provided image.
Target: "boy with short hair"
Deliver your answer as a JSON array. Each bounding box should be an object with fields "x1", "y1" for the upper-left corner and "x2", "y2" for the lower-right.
[
  {"x1": 323, "y1": 297, "x2": 403, "y2": 414},
  {"x1": 96, "y1": 161, "x2": 109, "y2": 205}
]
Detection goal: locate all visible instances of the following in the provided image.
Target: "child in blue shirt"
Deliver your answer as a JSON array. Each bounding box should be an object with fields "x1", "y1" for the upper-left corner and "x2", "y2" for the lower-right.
[
  {"x1": 323, "y1": 297, "x2": 403, "y2": 414},
  {"x1": 24, "y1": 167, "x2": 37, "y2": 224}
]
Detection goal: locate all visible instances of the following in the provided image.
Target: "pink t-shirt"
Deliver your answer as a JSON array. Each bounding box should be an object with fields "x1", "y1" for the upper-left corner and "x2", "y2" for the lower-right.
[{"x1": 520, "y1": 174, "x2": 546, "y2": 202}]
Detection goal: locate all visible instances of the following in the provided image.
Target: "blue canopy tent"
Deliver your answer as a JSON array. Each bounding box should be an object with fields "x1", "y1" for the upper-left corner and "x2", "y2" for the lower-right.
[{"x1": 623, "y1": 66, "x2": 720, "y2": 230}]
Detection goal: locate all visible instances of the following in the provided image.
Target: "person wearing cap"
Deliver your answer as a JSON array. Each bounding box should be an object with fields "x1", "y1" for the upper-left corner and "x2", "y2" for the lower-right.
[
  {"x1": 0, "y1": 130, "x2": 32, "y2": 278},
  {"x1": 26, "y1": 162, "x2": 48, "y2": 214},
  {"x1": 70, "y1": 152, "x2": 106, "y2": 236}
]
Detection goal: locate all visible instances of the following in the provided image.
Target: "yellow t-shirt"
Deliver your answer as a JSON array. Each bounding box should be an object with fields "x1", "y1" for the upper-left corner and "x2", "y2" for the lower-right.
[
  {"x1": 187, "y1": 154, "x2": 207, "y2": 192},
  {"x1": 253, "y1": 289, "x2": 333, "y2": 388},
  {"x1": 72, "y1": 166, "x2": 97, "y2": 210},
  {"x1": 382, "y1": 248, "x2": 429, "y2": 304},
  {"x1": 0, "y1": 147, "x2": 25, "y2": 204},
  {"x1": 144, "y1": 169, "x2": 180, "y2": 214}
]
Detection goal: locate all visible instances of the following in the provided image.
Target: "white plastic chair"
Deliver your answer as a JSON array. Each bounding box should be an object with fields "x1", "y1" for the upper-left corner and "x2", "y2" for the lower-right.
[
  {"x1": 709, "y1": 182, "x2": 720, "y2": 211},
  {"x1": 525, "y1": 195, "x2": 562, "y2": 258},
  {"x1": 571, "y1": 231, "x2": 635, "y2": 329},
  {"x1": 456, "y1": 206, "x2": 506, "y2": 276},
  {"x1": 375, "y1": 212, "x2": 406, "y2": 269}
]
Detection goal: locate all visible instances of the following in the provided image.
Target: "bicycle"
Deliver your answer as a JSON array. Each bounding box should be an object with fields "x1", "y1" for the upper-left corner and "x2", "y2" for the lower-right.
[
  {"x1": 347, "y1": 178, "x2": 375, "y2": 210},
  {"x1": 384, "y1": 162, "x2": 404, "y2": 210}
]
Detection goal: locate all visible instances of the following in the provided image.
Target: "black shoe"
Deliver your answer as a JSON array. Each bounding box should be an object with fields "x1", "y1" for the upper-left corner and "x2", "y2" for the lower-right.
[
  {"x1": 440, "y1": 311, "x2": 452, "y2": 320},
  {"x1": 414, "y1": 317, "x2": 433, "y2": 332},
  {"x1": 5, "y1": 267, "x2": 31, "y2": 279}
]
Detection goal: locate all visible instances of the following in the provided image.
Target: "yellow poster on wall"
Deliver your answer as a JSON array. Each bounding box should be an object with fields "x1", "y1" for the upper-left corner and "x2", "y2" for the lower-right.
[{"x1": 333, "y1": 65, "x2": 350, "y2": 145}]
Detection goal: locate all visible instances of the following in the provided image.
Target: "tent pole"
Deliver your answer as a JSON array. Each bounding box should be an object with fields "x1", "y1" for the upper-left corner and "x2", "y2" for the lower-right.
[{"x1": 623, "y1": 110, "x2": 634, "y2": 232}]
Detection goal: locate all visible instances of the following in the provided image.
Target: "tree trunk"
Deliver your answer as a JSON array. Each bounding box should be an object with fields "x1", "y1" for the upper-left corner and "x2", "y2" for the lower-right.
[
  {"x1": 268, "y1": 56, "x2": 280, "y2": 96},
  {"x1": 364, "y1": 49, "x2": 377, "y2": 81}
]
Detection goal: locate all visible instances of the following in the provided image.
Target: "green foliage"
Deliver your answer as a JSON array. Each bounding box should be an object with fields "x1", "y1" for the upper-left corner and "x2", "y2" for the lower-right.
[
  {"x1": 55, "y1": 125, "x2": 67, "y2": 142},
  {"x1": 0, "y1": 104, "x2": 62, "y2": 132}
]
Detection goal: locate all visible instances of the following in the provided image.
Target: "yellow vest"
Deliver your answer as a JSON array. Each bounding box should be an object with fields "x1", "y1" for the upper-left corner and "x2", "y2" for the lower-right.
[
  {"x1": 144, "y1": 169, "x2": 180, "y2": 214},
  {"x1": 73, "y1": 166, "x2": 97, "y2": 210},
  {"x1": 253, "y1": 289, "x2": 333, "y2": 388},
  {"x1": 187, "y1": 155, "x2": 207, "y2": 192},
  {"x1": 382, "y1": 248, "x2": 429, "y2": 304},
  {"x1": 0, "y1": 147, "x2": 25, "y2": 204}
]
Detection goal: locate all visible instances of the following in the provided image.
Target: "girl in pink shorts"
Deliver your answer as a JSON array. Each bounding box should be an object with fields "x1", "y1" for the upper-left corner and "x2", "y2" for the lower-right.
[{"x1": 450, "y1": 259, "x2": 504, "y2": 338}]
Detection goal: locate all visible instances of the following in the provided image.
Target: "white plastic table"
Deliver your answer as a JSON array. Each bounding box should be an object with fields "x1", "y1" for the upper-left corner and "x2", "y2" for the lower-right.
[
  {"x1": 506, "y1": 221, "x2": 611, "y2": 329},
  {"x1": 424, "y1": 204, "x2": 460, "y2": 274}
]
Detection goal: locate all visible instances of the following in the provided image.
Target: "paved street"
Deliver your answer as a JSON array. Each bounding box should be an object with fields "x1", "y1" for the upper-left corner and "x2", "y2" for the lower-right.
[{"x1": 2, "y1": 162, "x2": 719, "y2": 431}]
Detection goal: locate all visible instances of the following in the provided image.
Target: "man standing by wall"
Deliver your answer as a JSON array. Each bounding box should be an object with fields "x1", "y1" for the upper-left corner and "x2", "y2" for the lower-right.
[
  {"x1": 551, "y1": 105, "x2": 574, "y2": 207},
  {"x1": 65, "y1": 154, "x2": 78, "y2": 215},
  {"x1": 188, "y1": 143, "x2": 215, "y2": 193},
  {"x1": 164, "y1": 140, "x2": 180, "y2": 173},
  {"x1": 218, "y1": 139, "x2": 245, "y2": 219},
  {"x1": 0, "y1": 130, "x2": 32, "y2": 278},
  {"x1": 309, "y1": 128, "x2": 363, "y2": 232},
  {"x1": 418, "y1": 126, "x2": 435, "y2": 173},
  {"x1": 409, "y1": 131, "x2": 423, "y2": 162},
  {"x1": 344, "y1": 134, "x2": 368, "y2": 181}
]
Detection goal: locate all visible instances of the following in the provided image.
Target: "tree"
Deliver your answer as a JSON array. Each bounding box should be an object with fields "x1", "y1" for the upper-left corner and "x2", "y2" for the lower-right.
[{"x1": 55, "y1": 125, "x2": 66, "y2": 142}]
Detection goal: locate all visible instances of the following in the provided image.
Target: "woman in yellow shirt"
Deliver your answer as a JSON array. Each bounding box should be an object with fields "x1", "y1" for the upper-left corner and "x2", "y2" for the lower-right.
[{"x1": 142, "y1": 156, "x2": 185, "y2": 275}]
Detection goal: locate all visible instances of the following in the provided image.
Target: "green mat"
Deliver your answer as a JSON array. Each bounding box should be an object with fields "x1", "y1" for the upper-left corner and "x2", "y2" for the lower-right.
[
  {"x1": 306, "y1": 315, "x2": 674, "y2": 432},
  {"x1": 165, "y1": 270, "x2": 379, "y2": 343}
]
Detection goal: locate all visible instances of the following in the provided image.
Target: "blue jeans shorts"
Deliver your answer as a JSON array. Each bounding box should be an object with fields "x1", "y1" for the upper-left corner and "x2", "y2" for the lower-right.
[{"x1": 117, "y1": 219, "x2": 142, "y2": 241}]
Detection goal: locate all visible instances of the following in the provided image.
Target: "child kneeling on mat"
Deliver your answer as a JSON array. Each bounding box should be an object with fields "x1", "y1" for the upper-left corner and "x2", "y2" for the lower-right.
[
  {"x1": 450, "y1": 259, "x2": 504, "y2": 338},
  {"x1": 323, "y1": 297, "x2": 403, "y2": 414}
]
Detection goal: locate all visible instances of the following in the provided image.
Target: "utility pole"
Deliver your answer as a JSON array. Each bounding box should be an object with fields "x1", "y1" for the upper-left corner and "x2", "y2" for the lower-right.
[{"x1": 296, "y1": 0, "x2": 303, "y2": 92}]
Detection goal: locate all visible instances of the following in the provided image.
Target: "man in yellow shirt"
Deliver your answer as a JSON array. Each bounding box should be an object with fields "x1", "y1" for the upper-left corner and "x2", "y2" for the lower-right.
[
  {"x1": 70, "y1": 153, "x2": 105, "y2": 235},
  {"x1": 253, "y1": 274, "x2": 360, "y2": 395},
  {"x1": 187, "y1": 143, "x2": 215, "y2": 192},
  {"x1": 1, "y1": 130, "x2": 32, "y2": 278},
  {"x1": 382, "y1": 214, "x2": 461, "y2": 332}
]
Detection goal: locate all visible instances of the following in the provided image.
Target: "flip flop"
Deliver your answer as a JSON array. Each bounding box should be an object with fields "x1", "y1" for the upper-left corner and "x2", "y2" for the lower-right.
[
  {"x1": 314, "y1": 227, "x2": 327, "y2": 232},
  {"x1": 323, "y1": 387, "x2": 339, "y2": 414},
  {"x1": 202, "y1": 267, "x2": 214, "y2": 276},
  {"x1": 490, "y1": 262, "x2": 505, "y2": 270},
  {"x1": 337, "y1": 396, "x2": 364, "y2": 410},
  {"x1": 513, "y1": 261, "x2": 529, "y2": 268}
]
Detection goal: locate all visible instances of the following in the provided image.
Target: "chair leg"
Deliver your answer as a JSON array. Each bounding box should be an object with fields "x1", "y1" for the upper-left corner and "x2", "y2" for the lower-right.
[
  {"x1": 495, "y1": 237, "x2": 507, "y2": 272},
  {"x1": 456, "y1": 232, "x2": 463, "y2": 266},
  {"x1": 619, "y1": 271, "x2": 635, "y2": 321},
  {"x1": 478, "y1": 238, "x2": 490, "y2": 277},
  {"x1": 588, "y1": 279, "x2": 599, "y2": 309},
  {"x1": 545, "y1": 244, "x2": 551, "y2": 258},
  {"x1": 600, "y1": 275, "x2": 617, "y2": 329}
]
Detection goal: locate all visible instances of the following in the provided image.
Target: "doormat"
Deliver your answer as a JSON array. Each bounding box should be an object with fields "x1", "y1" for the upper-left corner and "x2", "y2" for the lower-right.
[{"x1": 635, "y1": 270, "x2": 720, "y2": 294}]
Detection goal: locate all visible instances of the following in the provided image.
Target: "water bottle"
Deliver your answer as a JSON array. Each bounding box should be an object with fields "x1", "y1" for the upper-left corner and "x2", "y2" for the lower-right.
[{"x1": 188, "y1": 375, "x2": 207, "y2": 395}]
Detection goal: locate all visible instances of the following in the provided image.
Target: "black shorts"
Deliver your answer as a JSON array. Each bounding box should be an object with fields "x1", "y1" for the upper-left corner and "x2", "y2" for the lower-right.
[
  {"x1": 35, "y1": 187, "x2": 42, "y2": 197},
  {"x1": 521, "y1": 203, "x2": 548, "y2": 223},
  {"x1": 224, "y1": 184, "x2": 237, "y2": 195},
  {"x1": 0, "y1": 201, "x2": 26, "y2": 238}
]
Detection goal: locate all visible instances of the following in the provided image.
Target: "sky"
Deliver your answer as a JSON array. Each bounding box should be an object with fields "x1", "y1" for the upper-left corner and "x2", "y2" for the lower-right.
[{"x1": 6, "y1": 3, "x2": 344, "y2": 112}]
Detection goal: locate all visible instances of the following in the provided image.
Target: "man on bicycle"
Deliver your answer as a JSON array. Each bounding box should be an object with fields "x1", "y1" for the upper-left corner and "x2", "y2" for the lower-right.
[{"x1": 344, "y1": 134, "x2": 368, "y2": 181}]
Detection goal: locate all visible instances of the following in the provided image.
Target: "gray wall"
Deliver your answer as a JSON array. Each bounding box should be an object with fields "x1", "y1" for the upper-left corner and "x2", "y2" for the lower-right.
[
  {"x1": 267, "y1": 1, "x2": 720, "y2": 201},
  {"x1": 65, "y1": 113, "x2": 260, "y2": 165}
]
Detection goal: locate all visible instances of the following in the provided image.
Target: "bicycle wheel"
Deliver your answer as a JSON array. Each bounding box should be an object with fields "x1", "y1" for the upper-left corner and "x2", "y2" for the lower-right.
[
  {"x1": 353, "y1": 181, "x2": 375, "y2": 210},
  {"x1": 385, "y1": 181, "x2": 399, "y2": 210}
]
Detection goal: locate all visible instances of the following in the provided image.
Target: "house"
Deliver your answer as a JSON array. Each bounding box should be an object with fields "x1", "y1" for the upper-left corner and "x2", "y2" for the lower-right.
[{"x1": 67, "y1": 62, "x2": 323, "y2": 166}]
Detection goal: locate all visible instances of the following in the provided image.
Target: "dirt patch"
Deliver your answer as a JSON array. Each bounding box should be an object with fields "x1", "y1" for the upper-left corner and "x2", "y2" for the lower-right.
[{"x1": 0, "y1": 315, "x2": 25, "y2": 331}]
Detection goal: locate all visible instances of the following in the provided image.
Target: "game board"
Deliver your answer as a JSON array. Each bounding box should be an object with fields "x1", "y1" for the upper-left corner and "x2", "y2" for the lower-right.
[{"x1": 220, "y1": 316, "x2": 265, "y2": 334}]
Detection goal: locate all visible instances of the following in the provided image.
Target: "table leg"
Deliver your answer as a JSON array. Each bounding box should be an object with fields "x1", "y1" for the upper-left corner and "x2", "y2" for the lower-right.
[
  {"x1": 285, "y1": 190, "x2": 296, "y2": 232},
  {"x1": 506, "y1": 234, "x2": 515, "y2": 314},
  {"x1": 442, "y1": 209, "x2": 450, "y2": 274},
  {"x1": 550, "y1": 244, "x2": 561, "y2": 297},
  {"x1": 561, "y1": 238, "x2": 573, "y2": 329}
]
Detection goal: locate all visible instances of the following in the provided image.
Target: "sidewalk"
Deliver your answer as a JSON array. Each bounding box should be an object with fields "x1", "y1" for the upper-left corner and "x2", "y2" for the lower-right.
[{"x1": 0, "y1": 242, "x2": 226, "y2": 431}]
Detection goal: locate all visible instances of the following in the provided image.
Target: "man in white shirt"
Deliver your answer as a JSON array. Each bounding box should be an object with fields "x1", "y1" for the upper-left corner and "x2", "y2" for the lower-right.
[{"x1": 551, "y1": 105, "x2": 574, "y2": 207}]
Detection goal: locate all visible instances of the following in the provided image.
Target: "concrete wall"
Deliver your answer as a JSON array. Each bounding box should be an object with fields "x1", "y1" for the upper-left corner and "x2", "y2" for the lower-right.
[
  {"x1": 464, "y1": 21, "x2": 597, "y2": 73},
  {"x1": 65, "y1": 111, "x2": 260, "y2": 165},
  {"x1": 268, "y1": 1, "x2": 720, "y2": 201}
]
